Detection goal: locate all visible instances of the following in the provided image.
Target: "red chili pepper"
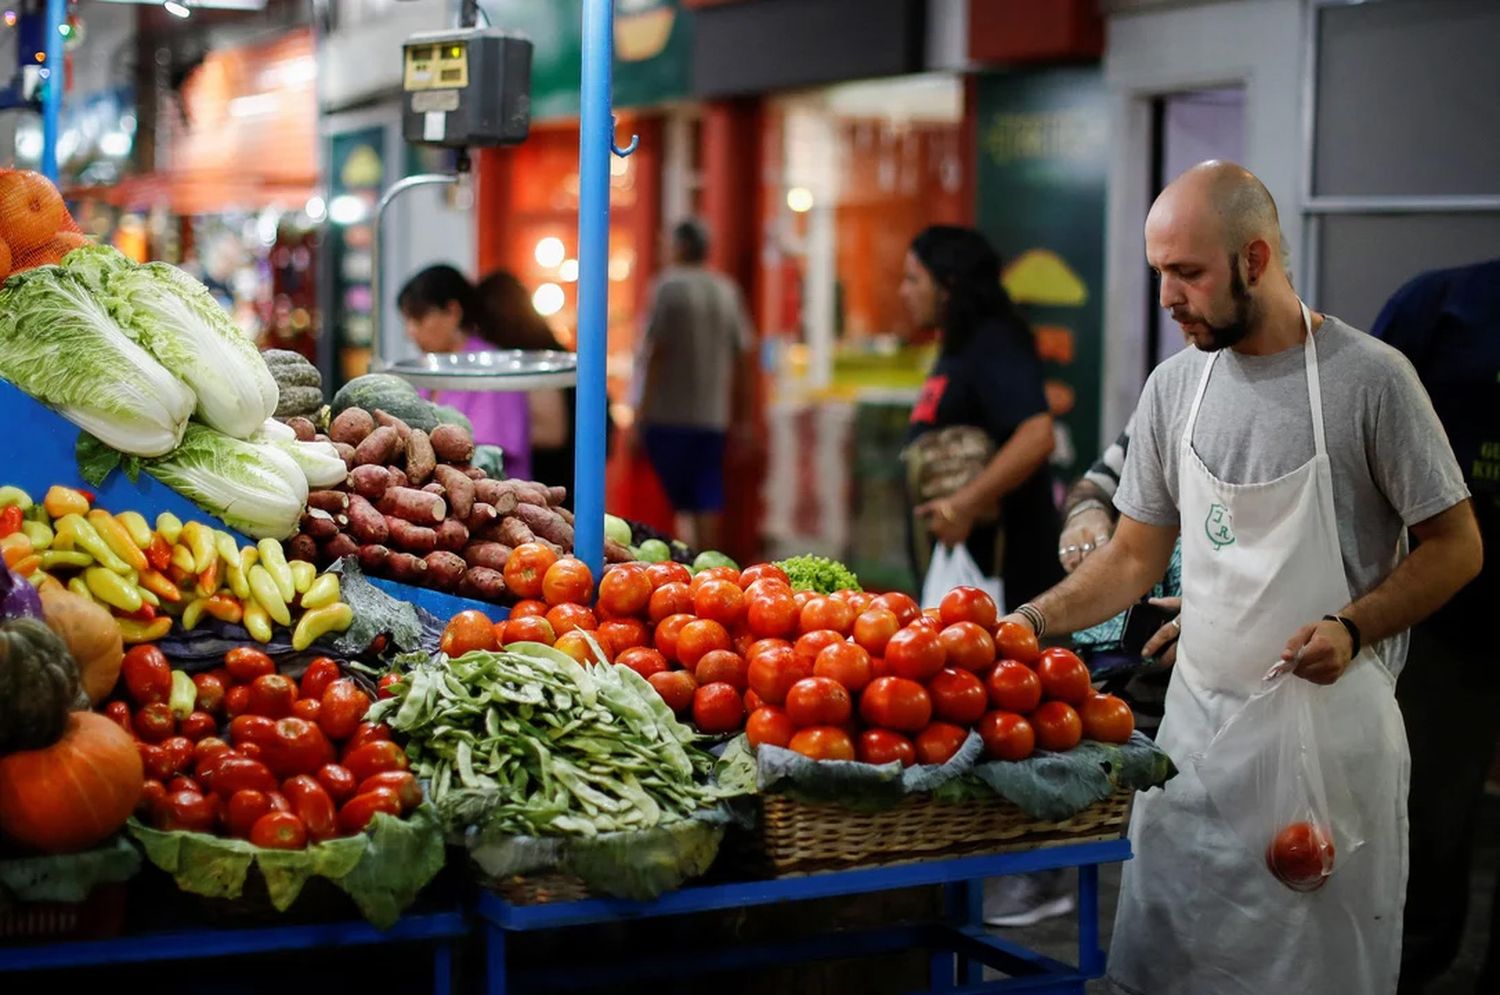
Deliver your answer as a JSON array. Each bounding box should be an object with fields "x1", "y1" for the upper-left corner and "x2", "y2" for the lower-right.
[
  {"x1": 128, "y1": 603, "x2": 158, "y2": 622},
  {"x1": 0, "y1": 506, "x2": 23, "y2": 538},
  {"x1": 146, "y1": 534, "x2": 172, "y2": 572},
  {"x1": 77, "y1": 489, "x2": 96, "y2": 503}
]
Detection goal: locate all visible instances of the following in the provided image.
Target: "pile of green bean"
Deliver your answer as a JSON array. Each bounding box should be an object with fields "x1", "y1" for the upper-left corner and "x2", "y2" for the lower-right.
[{"x1": 368, "y1": 644, "x2": 727, "y2": 837}]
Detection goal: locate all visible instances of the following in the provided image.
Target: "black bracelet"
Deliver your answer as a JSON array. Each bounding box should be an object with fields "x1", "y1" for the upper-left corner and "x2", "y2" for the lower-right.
[{"x1": 1322, "y1": 614, "x2": 1361, "y2": 658}]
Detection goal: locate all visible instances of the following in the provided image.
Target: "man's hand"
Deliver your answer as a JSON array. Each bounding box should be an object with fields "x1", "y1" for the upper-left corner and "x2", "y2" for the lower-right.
[
  {"x1": 916, "y1": 497, "x2": 977, "y2": 548},
  {"x1": 1279, "y1": 619, "x2": 1355, "y2": 685},
  {"x1": 1139, "y1": 596, "x2": 1181, "y2": 666},
  {"x1": 1059, "y1": 507, "x2": 1114, "y2": 573}
]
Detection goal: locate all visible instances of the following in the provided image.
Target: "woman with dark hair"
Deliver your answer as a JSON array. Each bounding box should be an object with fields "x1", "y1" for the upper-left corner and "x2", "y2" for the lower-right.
[
  {"x1": 900, "y1": 225, "x2": 1062, "y2": 610},
  {"x1": 396, "y1": 264, "x2": 533, "y2": 480}
]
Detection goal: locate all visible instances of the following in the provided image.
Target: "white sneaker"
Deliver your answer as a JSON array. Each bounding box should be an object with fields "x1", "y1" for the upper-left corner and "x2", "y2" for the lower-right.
[{"x1": 983, "y1": 872, "x2": 1076, "y2": 927}]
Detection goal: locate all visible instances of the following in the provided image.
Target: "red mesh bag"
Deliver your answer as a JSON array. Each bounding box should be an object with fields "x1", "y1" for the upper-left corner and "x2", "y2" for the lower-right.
[{"x1": 0, "y1": 169, "x2": 87, "y2": 281}]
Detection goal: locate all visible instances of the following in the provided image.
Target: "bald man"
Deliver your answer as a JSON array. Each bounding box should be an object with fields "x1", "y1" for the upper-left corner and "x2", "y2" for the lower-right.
[{"x1": 997, "y1": 161, "x2": 1481, "y2": 994}]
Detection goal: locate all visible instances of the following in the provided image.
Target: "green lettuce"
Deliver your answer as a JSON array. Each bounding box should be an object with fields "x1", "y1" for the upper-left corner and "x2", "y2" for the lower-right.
[
  {"x1": 99, "y1": 259, "x2": 279, "y2": 439},
  {"x1": 139, "y1": 423, "x2": 308, "y2": 538},
  {"x1": 0, "y1": 264, "x2": 196, "y2": 456}
]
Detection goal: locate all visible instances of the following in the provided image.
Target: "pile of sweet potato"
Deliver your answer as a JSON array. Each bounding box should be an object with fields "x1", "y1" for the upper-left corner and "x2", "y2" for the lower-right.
[{"x1": 282, "y1": 407, "x2": 580, "y2": 603}]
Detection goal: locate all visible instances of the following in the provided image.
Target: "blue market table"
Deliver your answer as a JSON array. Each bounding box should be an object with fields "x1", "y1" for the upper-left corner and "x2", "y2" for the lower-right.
[{"x1": 476, "y1": 837, "x2": 1131, "y2": 994}]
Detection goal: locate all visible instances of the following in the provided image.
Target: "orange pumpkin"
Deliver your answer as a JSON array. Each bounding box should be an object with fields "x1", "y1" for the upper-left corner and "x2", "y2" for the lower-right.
[{"x1": 0, "y1": 711, "x2": 143, "y2": 852}]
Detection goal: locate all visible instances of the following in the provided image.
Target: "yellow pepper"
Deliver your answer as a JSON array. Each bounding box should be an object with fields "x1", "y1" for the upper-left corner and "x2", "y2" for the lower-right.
[
  {"x1": 85, "y1": 566, "x2": 143, "y2": 612},
  {"x1": 226, "y1": 561, "x2": 251, "y2": 601},
  {"x1": 55, "y1": 515, "x2": 130, "y2": 573},
  {"x1": 20, "y1": 520, "x2": 53, "y2": 550},
  {"x1": 300, "y1": 573, "x2": 341, "y2": 611},
  {"x1": 180, "y1": 522, "x2": 218, "y2": 575},
  {"x1": 214, "y1": 531, "x2": 242, "y2": 571},
  {"x1": 247, "y1": 564, "x2": 292, "y2": 627},
  {"x1": 195, "y1": 560, "x2": 222, "y2": 600},
  {"x1": 115, "y1": 511, "x2": 154, "y2": 550},
  {"x1": 67, "y1": 576, "x2": 95, "y2": 603},
  {"x1": 257, "y1": 539, "x2": 295, "y2": 604},
  {"x1": 40, "y1": 550, "x2": 92, "y2": 570},
  {"x1": 138, "y1": 568, "x2": 183, "y2": 603},
  {"x1": 171, "y1": 542, "x2": 196, "y2": 575},
  {"x1": 290, "y1": 560, "x2": 317, "y2": 595},
  {"x1": 137, "y1": 586, "x2": 160, "y2": 609},
  {"x1": 292, "y1": 602, "x2": 353, "y2": 652},
  {"x1": 117, "y1": 616, "x2": 172, "y2": 644},
  {"x1": 87, "y1": 510, "x2": 149, "y2": 572},
  {"x1": 43, "y1": 485, "x2": 90, "y2": 519},
  {"x1": 181, "y1": 598, "x2": 209, "y2": 631},
  {"x1": 0, "y1": 485, "x2": 33, "y2": 511},
  {"x1": 155, "y1": 512, "x2": 183, "y2": 546},
  {"x1": 240, "y1": 546, "x2": 259, "y2": 572},
  {"x1": 243, "y1": 599, "x2": 273, "y2": 644}
]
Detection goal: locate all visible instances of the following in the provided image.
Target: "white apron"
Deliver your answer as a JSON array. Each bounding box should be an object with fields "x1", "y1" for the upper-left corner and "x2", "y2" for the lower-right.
[{"x1": 1107, "y1": 305, "x2": 1410, "y2": 995}]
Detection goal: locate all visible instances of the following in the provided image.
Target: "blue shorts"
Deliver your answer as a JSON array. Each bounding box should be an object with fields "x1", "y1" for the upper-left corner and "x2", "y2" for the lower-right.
[{"x1": 643, "y1": 425, "x2": 727, "y2": 513}]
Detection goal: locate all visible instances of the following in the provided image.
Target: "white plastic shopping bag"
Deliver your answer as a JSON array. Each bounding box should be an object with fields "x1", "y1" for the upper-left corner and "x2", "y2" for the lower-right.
[
  {"x1": 921, "y1": 543, "x2": 1003, "y2": 612},
  {"x1": 1195, "y1": 670, "x2": 1368, "y2": 892}
]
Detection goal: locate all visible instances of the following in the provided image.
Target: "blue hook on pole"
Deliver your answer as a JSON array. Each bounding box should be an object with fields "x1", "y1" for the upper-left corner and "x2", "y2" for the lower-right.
[{"x1": 610, "y1": 116, "x2": 639, "y2": 158}]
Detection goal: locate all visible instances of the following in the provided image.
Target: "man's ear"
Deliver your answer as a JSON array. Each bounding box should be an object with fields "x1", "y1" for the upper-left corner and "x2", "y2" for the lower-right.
[{"x1": 1244, "y1": 238, "x2": 1273, "y2": 286}]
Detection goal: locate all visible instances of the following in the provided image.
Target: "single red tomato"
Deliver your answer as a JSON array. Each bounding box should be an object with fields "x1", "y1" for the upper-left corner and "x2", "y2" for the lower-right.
[
  {"x1": 264, "y1": 791, "x2": 291, "y2": 815},
  {"x1": 617, "y1": 646, "x2": 671, "y2": 680},
  {"x1": 649, "y1": 582, "x2": 694, "y2": 624},
  {"x1": 229, "y1": 714, "x2": 278, "y2": 751},
  {"x1": 293, "y1": 698, "x2": 322, "y2": 723},
  {"x1": 928, "y1": 668, "x2": 989, "y2": 726},
  {"x1": 885, "y1": 626, "x2": 947, "y2": 681},
  {"x1": 915, "y1": 722, "x2": 969, "y2": 766},
  {"x1": 676, "y1": 619, "x2": 732, "y2": 672},
  {"x1": 503, "y1": 542, "x2": 559, "y2": 600},
  {"x1": 178, "y1": 710, "x2": 218, "y2": 742},
  {"x1": 316, "y1": 764, "x2": 360, "y2": 804},
  {"x1": 510, "y1": 599, "x2": 549, "y2": 620},
  {"x1": 376, "y1": 674, "x2": 400, "y2": 700},
  {"x1": 793, "y1": 629, "x2": 845, "y2": 671},
  {"x1": 225, "y1": 647, "x2": 276, "y2": 684},
  {"x1": 694, "y1": 579, "x2": 747, "y2": 628},
  {"x1": 692, "y1": 682, "x2": 746, "y2": 734},
  {"x1": 598, "y1": 564, "x2": 652, "y2": 618},
  {"x1": 503, "y1": 616, "x2": 556, "y2": 646},
  {"x1": 787, "y1": 726, "x2": 856, "y2": 761},
  {"x1": 342, "y1": 740, "x2": 409, "y2": 783},
  {"x1": 872, "y1": 592, "x2": 921, "y2": 627},
  {"x1": 1036, "y1": 648, "x2": 1092, "y2": 706},
  {"x1": 193, "y1": 737, "x2": 232, "y2": 773},
  {"x1": 745, "y1": 707, "x2": 795, "y2": 750},
  {"x1": 225, "y1": 789, "x2": 272, "y2": 838},
  {"x1": 744, "y1": 688, "x2": 766, "y2": 712},
  {"x1": 746, "y1": 587, "x2": 799, "y2": 638},
  {"x1": 133, "y1": 702, "x2": 176, "y2": 743},
  {"x1": 344, "y1": 722, "x2": 392, "y2": 754},
  {"x1": 852, "y1": 608, "x2": 900, "y2": 657},
  {"x1": 938, "y1": 622, "x2": 997, "y2": 673},
  {"x1": 747, "y1": 637, "x2": 793, "y2": 661},
  {"x1": 978, "y1": 711, "x2": 1035, "y2": 761},
  {"x1": 553, "y1": 629, "x2": 608, "y2": 664},
  {"x1": 690, "y1": 566, "x2": 742, "y2": 595},
  {"x1": 813, "y1": 641, "x2": 874, "y2": 695},
  {"x1": 209, "y1": 756, "x2": 279, "y2": 798},
  {"x1": 744, "y1": 578, "x2": 793, "y2": 601},
  {"x1": 747, "y1": 643, "x2": 811, "y2": 706},
  {"x1": 799, "y1": 596, "x2": 855, "y2": 636},
  {"x1": 653, "y1": 613, "x2": 695, "y2": 663},
  {"x1": 542, "y1": 557, "x2": 595, "y2": 607},
  {"x1": 987, "y1": 661, "x2": 1043, "y2": 713},
  {"x1": 857, "y1": 729, "x2": 917, "y2": 767},
  {"x1": 909, "y1": 615, "x2": 944, "y2": 634},
  {"x1": 441, "y1": 610, "x2": 499, "y2": 657},
  {"x1": 298, "y1": 658, "x2": 343, "y2": 701},
  {"x1": 784, "y1": 677, "x2": 853, "y2": 729},
  {"x1": 993, "y1": 621, "x2": 1041, "y2": 666},
  {"x1": 121, "y1": 644, "x2": 172, "y2": 706},
  {"x1": 645, "y1": 561, "x2": 692, "y2": 589},
  {"x1": 168, "y1": 775, "x2": 202, "y2": 797},
  {"x1": 1080, "y1": 693, "x2": 1135, "y2": 744},
  {"x1": 1030, "y1": 701, "x2": 1083, "y2": 752},
  {"x1": 739, "y1": 563, "x2": 790, "y2": 588},
  {"x1": 159, "y1": 735, "x2": 196, "y2": 775},
  {"x1": 358, "y1": 771, "x2": 423, "y2": 813},
  {"x1": 159, "y1": 790, "x2": 218, "y2": 833},
  {"x1": 262, "y1": 717, "x2": 336, "y2": 779},
  {"x1": 247, "y1": 674, "x2": 298, "y2": 719},
  {"x1": 338, "y1": 789, "x2": 402, "y2": 834},
  {"x1": 281, "y1": 774, "x2": 339, "y2": 840},
  {"x1": 792, "y1": 590, "x2": 814, "y2": 611},
  {"x1": 858, "y1": 676, "x2": 932, "y2": 733},
  {"x1": 103, "y1": 700, "x2": 132, "y2": 735},
  {"x1": 648, "y1": 670, "x2": 697, "y2": 715},
  {"x1": 695, "y1": 650, "x2": 749, "y2": 691},
  {"x1": 1266, "y1": 822, "x2": 1336, "y2": 892},
  {"x1": 939, "y1": 587, "x2": 999, "y2": 630},
  {"x1": 138, "y1": 779, "x2": 167, "y2": 819},
  {"x1": 846, "y1": 592, "x2": 875, "y2": 614},
  {"x1": 251, "y1": 811, "x2": 309, "y2": 849},
  {"x1": 319, "y1": 679, "x2": 371, "y2": 742},
  {"x1": 546, "y1": 603, "x2": 598, "y2": 636},
  {"x1": 138, "y1": 743, "x2": 176, "y2": 782},
  {"x1": 192, "y1": 672, "x2": 226, "y2": 714},
  {"x1": 224, "y1": 685, "x2": 252, "y2": 718}
]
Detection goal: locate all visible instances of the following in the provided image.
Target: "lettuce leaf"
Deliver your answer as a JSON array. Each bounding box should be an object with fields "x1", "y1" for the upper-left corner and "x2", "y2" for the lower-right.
[{"x1": 137, "y1": 423, "x2": 308, "y2": 539}]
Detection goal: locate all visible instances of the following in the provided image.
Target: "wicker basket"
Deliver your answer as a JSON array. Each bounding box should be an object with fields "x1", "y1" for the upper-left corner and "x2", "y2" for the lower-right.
[
  {"x1": 752, "y1": 788, "x2": 1135, "y2": 876},
  {"x1": 490, "y1": 872, "x2": 592, "y2": 906},
  {"x1": 0, "y1": 884, "x2": 127, "y2": 943}
]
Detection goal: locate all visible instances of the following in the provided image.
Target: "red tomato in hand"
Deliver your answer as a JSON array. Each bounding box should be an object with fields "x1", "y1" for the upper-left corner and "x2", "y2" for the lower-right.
[
  {"x1": 813, "y1": 641, "x2": 874, "y2": 695},
  {"x1": 938, "y1": 622, "x2": 996, "y2": 672},
  {"x1": 915, "y1": 722, "x2": 969, "y2": 766},
  {"x1": 978, "y1": 711, "x2": 1035, "y2": 761},
  {"x1": 1030, "y1": 701, "x2": 1083, "y2": 752},
  {"x1": 676, "y1": 619, "x2": 731, "y2": 671},
  {"x1": 739, "y1": 563, "x2": 791, "y2": 588},
  {"x1": 745, "y1": 707, "x2": 795, "y2": 750},
  {"x1": 504, "y1": 543, "x2": 559, "y2": 599},
  {"x1": 645, "y1": 561, "x2": 692, "y2": 589},
  {"x1": 648, "y1": 670, "x2": 697, "y2": 715},
  {"x1": 746, "y1": 587, "x2": 799, "y2": 638},
  {"x1": 1266, "y1": 821, "x2": 1336, "y2": 891},
  {"x1": 746, "y1": 643, "x2": 810, "y2": 706},
  {"x1": 993, "y1": 621, "x2": 1041, "y2": 666},
  {"x1": 542, "y1": 557, "x2": 595, "y2": 606},
  {"x1": 262, "y1": 717, "x2": 336, "y2": 778},
  {"x1": 502, "y1": 616, "x2": 555, "y2": 646},
  {"x1": 319, "y1": 679, "x2": 371, "y2": 741},
  {"x1": 1080, "y1": 693, "x2": 1135, "y2": 744},
  {"x1": 857, "y1": 729, "x2": 917, "y2": 767},
  {"x1": 858, "y1": 676, "x2": 932, "y2": 732},
  {"x1": 598, "y1": 618, "x2": 649, "y2": 654},
  {"x1": 939, "y1": 587, "x2": 998, "y2": 630},
  {"x1": 1036, "y1": 648, "x2": 1092, "y2": 706},
  {"x1": 617, "y1": 646, "x2": 671, "y2": 680},
  {"x1": 316, "y1": 764, "x2": 360, "y2": 805},
  {"x1": 695, "y1": 650, "x2": 749, "y2": 691},
  {"x1": 692, "y1": 682, "x2": 746, "y2": 734},
  {"x1": 852, "y1": 608, "x2": 900, "y2": 657},
  {"x1": 872, "y1": 593, "x2": 921, "y2": 627},
  {"x1": 441, "y1": 610, "x2": 499, "y2": 657},
  {"x1": 598, "y1": 563, "x2": 652, "y2": 618},
  {"x1": 928, "y1": 668, "x2": 989, "y2": 725},
  {"x1": 225, "y1": 789, "x2": 272, "y2": 838},
  {"x1": 250, "y1": 811, "x2": 308, "y2": 849},
  {"x1": 788, "y1": 726, "x2": 856, "y2": 761},
  {"x1": 799, "y1": 596, "x2": 855, "y2": 636},
  {"x1": 784, "y1": 677, "x2": 853, "y2": 729},
  {"x1": 987, "y1": 661, "x2": 1043, "y2": 713},
  {"x1": 653, "y1": 613, "x2": 695, "y2": 662},
  {"x1": 342, "y1": 740, "x2": 409, "y2": 783},
  {"x1": 248, "y1": 674, "x2": 298, "y2": 719},
  {"x1": 299, "y1": 658, "x2": 343, "y2": 701},
  {"x1": 885, "y1": 626, "x2": 946, "y2": 681},
  {"x1": 694, "y1": 579, "x2": 747, "y2": 628},
  {"x1": 225, "y1": 647, "x2": 276, "y2": 684}
]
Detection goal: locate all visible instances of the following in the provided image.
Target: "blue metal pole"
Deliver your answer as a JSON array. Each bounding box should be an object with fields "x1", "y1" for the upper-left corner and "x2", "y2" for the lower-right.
[
  {"x1": 41, "y1": 0, "x2": 65, "y2": 182},
  {"x1": 573, "y1": 0, "x2": 613, "y2": 582}
]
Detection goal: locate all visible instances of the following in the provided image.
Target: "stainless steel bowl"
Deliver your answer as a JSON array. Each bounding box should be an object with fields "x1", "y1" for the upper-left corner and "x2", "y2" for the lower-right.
[{"x1": 377, "y1": 350, "x2": 579, "y2": 392}]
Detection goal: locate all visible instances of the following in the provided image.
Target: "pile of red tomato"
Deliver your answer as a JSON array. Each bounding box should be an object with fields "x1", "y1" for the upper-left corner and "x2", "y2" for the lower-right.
[
  {"x1": 109, "y1": 645, "x2": 420, "y2": 849},
  {"x1": 437, "y1": 551, "x2": 1136, "y2": 765}
]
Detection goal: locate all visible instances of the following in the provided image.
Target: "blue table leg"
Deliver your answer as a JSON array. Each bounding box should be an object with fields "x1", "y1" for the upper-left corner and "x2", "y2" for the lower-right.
[
  {"x1": 432, "y1": 939, "x2": 453, "y2": 995},
  {"x1": 1078, "y1": 863, "x2": 1104, "y2": 978},
  {"x1": 486, "y1": 922, "x2": 508, "y2": 995}
]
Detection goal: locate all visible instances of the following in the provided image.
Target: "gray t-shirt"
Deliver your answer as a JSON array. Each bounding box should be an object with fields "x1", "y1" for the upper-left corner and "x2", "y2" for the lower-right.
[
  {"x1": 1114, "y1": 314, "x2": 1470, "y2": 675},
  {"x1": 635, "y1": 266, "x2": 752, "y2": 431}
]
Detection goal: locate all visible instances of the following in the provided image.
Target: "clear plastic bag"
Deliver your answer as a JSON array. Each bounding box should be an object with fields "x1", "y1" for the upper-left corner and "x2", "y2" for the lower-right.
[
  {"x1": 920, "y1": 543, "x2": 1003, "y2": 611},
  {"x1": 1195, "y1": 671, "x2": 1367, "y2": 892}
]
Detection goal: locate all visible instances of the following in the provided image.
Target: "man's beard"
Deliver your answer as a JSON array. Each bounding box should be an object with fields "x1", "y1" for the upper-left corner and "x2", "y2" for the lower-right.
[{"x1": 1179, "y1": 255, "x2": 1255, "y2": 352}]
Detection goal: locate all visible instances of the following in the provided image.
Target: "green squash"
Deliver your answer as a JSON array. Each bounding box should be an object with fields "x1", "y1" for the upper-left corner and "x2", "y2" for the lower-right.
[{"x1": 0, "y1": 617, "x2": 86, "y2": 753}]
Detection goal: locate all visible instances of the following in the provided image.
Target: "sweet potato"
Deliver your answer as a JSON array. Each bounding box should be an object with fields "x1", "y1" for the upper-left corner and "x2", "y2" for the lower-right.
[
  {"x1": 378, "y1": 486, "x2": 446, "y2": 524},
  {"x1": 473, "y1": 478, "x2": 515, "y2": 507},
  {"x1": 467, "y1": 503, "x2": 499, "y2": 532},
  {"x1": 435, "y1": 519, "x2": 470, "y2": 553},
  {"x1": 353, "y1": 426, "x2": 402, "y2": 467},
  {"x1": 387, "y1": 467, "x2": 410, "y2": 489},
  {"x1": 462, "y1": 466, "x2": 486, "y2": 481},
  {"x1": 346, "y1": 495, "x2": 389, "y2": 545},
  {"x1": 405, "y1": 428, "x2": 436, "y2": 484},
  {"x1": 604, "y1": 538, "x2": 635, "y2": 563},
  {"x1": 329, "y1": 408, "x2": 376, "y2": 447},
  {"x1": 458, "y1": 566, "x2": 506, "y2": 601},
  {"x1": 546, "y1": 486, "x2": 568, "y2": 507},
  {"x1": 348, "y1": 465, "x2": 390, "y2": 502},
  {"x1": 321, "y1": 533, "x2": 360, "y2": 562},
  {"x1": 462, "y1": 542, "x2": 513, "y2": 571},
  {"x1": 495, "y1": 517, "x2": 535, "y2": 548},
  {"x1": 285, "y1": 533, "x2": 319, "y2": 563},
  {"x1": 286, "y1": 416, "x2": 317, "y2": 441},
  {"x1": 307, "y1": 490, "x2": 350, "y2": 514},
  {"x1": 429, "y1": 424, "x2": 474, "y2": 463},
  {"x1": 301, "y1": 508, "x2": 342, "y2": 542},
  {"x1": 432, "y1": 465, "x2": 476, "y2": 521},
  {"x1": 423, "y1": 483, "x2": 446, "y2": 496},
  {"x1": 384, "y1": 552, "x2": 428, "y2": 584},
  {"x1": 373, "y1": 410, "x2": 412, "y2": 441},
  {"x1": 514, "y1": 481, "x2": 552, "y2": 507},
  {"x1": 422, "y1": 552, "x2": 466, "y2": 591},
  {"x1": 358, "y1": 544, "x2": 390, "y2": 573},
  {"x1": 386, "y1": 517, "x2": 437, "y2": 554},
  {"x1": 557, "y1": 507, "x2": 575, "y2": 526},
  {"x1": 513, "y1": 502, "x2": 573, "y2": 547},
  {"x1": 332, "y1": 442, "x2": 357, "y2": 468},
  {"x1": 536, "y1": 539, "x2": 565, "y2": 558}
]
